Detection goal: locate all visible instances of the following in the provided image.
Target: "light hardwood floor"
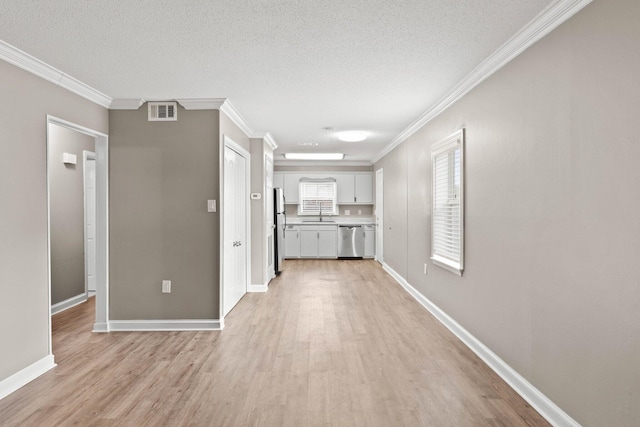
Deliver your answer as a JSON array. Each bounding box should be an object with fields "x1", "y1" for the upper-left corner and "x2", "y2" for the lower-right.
[{"x1": 0, "y1": 260, "x2": 549, "y2": 426}]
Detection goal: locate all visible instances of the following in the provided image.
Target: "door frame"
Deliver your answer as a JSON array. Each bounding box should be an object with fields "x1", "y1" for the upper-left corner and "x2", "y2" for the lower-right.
[
  {"x1": 264, "y1": 152, "x2": 275, "y2": 283},
  {"x1": 82, "y1": 150, "x2": 96, "y2": 296},
  {"x1": 46, "y1": 116, "x2": 109, "y2": 341},
  {"x1": 220, "y1": 134, "x2": 251, "y2": 320},
  {"x1": 375, "y1": 168, "x2": 384, "y2": 264}
]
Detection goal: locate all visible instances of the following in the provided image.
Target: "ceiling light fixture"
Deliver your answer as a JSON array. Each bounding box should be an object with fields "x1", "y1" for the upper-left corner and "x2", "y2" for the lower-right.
[
  {"x1": 297, "y1": 142, "x2": 319, "y2": 146},
  {"x1": 283, "y1": 153, "x2": 345, "y2": 160},
  {"x1": 337, "y1": 131, "x2": 367, "y2": 142}
]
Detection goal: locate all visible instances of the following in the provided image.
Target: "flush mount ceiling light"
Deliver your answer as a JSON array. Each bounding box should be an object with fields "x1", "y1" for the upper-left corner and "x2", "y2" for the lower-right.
[
  {"x1": 283, "y1": 153, "x2": 345, "y2": 160},
  {"x1": 298, "y1": 142, "x2": 319, "y2": 146},
  {"x1": 337, "y1": 131, "x2": 367, "y2": 142}
]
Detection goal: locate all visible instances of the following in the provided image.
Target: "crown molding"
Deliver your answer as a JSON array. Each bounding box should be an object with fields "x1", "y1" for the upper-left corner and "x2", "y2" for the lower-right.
[
  {"x1": 176, "y1": 98, "x2": 226, "y2": 110},
  {"x1": 264, "y1": 133, "x2": 278, "y2": 150},
  {"x1": 109, "y1": 98, "x2": 145, "y2": 110},
  {"x1": 218, "y1": 99, "x2": 255, "y2": 138},
  {"x1": 371, "y1": 0, "x2": 593, "y2": 164},
  {"x1": 253, "y1": 132, "x2": 278, "y2": 150},
  {"x1": 0, "y1": 39, "x2": 112, "y2": 108}
]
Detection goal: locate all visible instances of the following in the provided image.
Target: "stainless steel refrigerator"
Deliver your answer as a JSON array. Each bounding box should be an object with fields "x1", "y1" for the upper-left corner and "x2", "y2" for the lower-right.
[{"x1": 274, "y1": 187, "x2": 286, "y2": 275}]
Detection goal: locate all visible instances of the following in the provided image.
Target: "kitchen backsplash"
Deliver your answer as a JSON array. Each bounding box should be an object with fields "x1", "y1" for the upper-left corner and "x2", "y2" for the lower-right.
[{"x1": 285, "y1": 204, "x2": 373, "y2": 218}]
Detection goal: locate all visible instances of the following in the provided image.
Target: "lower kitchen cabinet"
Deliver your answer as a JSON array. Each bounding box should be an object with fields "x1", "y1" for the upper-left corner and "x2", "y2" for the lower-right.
[
  {"x1": 284, "y1": 225, "x2": 300, "y2": 258},
  {"x1": 296, "y1": 225, "x2": 337, "y2": 258},
  {"x1": 364, "y1": 225, "x2": 375, "y2": 258},
  {"x1": 318, "y1": 229, "x2": 337, "y2": 257}
]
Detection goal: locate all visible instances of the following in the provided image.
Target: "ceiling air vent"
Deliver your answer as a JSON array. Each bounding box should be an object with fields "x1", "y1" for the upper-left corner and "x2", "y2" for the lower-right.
[{"x1": 148, "y1": 102, "x2": 177, "y2": 121}]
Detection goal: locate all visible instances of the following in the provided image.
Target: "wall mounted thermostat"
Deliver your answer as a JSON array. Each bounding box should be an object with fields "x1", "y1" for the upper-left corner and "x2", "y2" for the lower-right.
[{"x1": 250, "y1": 193, "x2": 262, "y2": 200}]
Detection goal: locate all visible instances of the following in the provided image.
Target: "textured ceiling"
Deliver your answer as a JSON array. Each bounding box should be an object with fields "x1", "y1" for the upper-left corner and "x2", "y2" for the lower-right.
[{"x1": 0, "y1": 0, "x2": 552, "y2": 163}]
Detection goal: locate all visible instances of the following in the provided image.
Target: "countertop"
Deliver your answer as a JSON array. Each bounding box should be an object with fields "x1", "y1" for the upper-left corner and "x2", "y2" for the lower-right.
[{"x1": 286, "y1": 217, "x2": 375, "y2": 226}]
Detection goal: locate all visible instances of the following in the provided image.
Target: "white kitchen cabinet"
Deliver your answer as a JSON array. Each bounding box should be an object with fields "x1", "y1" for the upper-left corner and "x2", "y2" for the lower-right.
[
  {"x1": 336, "y1": 173, "x2": 373, "y2": 204},
  {"x1": 283, "y1": 174, "x2": 303, "y2": 204},
  {"x1": 318, "y1": 229, "x2": 338, "y2": 257},
  {"x1": 284, "y1": 225, "x2": 300, "y2": 258},
  {"x1": 363, "y1": 224, "x2": 375, "y2": 258},
  {"x1": 298, "y1": 225, "x2": 337, "y2": 258},
  {"x1": 336, "y1": 174, "x2": 355, "y2": 204},
  {"x1": 354, "y1": 173, "x2": 373, "y2": 204},
  {"x1": 274, "y1": 171, "x2": 373, "y2": 205},
  {"x1": 300, "y1": 229, "x2": 318, "y2": 257}
]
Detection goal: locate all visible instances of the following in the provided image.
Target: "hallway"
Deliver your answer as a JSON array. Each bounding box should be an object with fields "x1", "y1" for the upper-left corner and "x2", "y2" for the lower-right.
[{"x1": 0, "y1": 260, "x2": 548, "y2": 426}]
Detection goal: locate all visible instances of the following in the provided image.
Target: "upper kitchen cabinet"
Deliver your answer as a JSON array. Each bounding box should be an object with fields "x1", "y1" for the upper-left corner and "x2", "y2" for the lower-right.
[
  {"x1": 274, "y1": 171, "x2": 373, "y2": 205},
  {"x1": 283, "y1": 173, "x2": 303, "y2": 204},
  {"x1": 336, "y1": 174, "x2": 355, "y2": 204},
  {"x1": 337, "y1": 173, "x2": 373, "y2": 204},
  {"x1": 354, "y1": 173, "x2": 373, "y2": 204}
]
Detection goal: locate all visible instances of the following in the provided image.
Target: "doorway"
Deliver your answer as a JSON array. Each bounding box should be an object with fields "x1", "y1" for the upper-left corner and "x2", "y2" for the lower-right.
[
  {"x1": 221, "y1": 135, "x2": 251, "y2": 317},
  {"x1": 46, "y1": 116, "x2": 109, "y2": 345},
  {"x1": 375, "y1": 168, "x2": 384, "y2": 264},
  {"x1": 83, "y1": 151, "x2": 96, "y2": 296}
]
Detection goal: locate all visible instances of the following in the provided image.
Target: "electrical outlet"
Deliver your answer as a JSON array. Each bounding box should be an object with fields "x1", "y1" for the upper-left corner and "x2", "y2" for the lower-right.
[
  {"x1": 424, "y1": 263, "x2": 428, "y2": 275},
  {"x1": 344, "y1": 210, "x2": 350, "y2": 215},
  {"x1": 358, "y1": 209, "x2": 362, "y2": 215},
  {"x1": 162, "y1": 280, "x2": 171, "y2": 293}
]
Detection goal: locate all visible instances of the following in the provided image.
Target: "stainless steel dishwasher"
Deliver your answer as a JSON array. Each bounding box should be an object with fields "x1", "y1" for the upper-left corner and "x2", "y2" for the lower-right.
[{"x1": 338, "y1": 225, "x2": 364, "y2": 258}]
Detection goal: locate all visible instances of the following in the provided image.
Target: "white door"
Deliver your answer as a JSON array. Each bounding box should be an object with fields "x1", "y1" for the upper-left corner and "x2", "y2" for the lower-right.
[
  {"x1": 84, "y1": 152, "x2": 97, "y2": 294},
  {"x1": 223, "y1": 142, "x2": 249, "y2": 317},
  {"x1": 375, "y1": 168, "x2": 384, "y2": 264}
]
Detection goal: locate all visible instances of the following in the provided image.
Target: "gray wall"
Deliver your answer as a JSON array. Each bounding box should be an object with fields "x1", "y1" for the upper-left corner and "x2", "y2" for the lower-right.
[
  {"x1": 109, "y1": 105, "x2": 220, "y2": 319},
  {"x1": 48, "y1": 124, "x2": 95, "y2": 304},
  {"x1": 374, "y1": 0, "x2": 640, "y2": 425},
  {"x1": 0, "y1": 60, "x2": 107, "y2": 381}
]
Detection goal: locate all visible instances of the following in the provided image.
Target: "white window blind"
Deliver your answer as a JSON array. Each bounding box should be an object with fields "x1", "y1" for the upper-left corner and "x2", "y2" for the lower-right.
[
  {"x1": 298, "y1": 179, "x2": 338, "y2": 216},
  {"x1": 431, "y1": 129, "x2": 464, "y2": 275}
]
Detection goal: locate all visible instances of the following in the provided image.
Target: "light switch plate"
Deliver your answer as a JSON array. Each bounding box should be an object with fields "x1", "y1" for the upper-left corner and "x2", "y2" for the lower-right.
[{"x1": 207, "y1": 200, "x2": 216, "y2": 213}]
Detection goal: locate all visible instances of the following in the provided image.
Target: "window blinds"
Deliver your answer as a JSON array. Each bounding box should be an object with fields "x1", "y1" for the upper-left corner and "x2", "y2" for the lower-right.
[
  {"x1": 431, "y1": 130, "x2": 464, "y2": 275},
  {"x1": 299, "y1": 180, "x2": 338, "y2": 215}
]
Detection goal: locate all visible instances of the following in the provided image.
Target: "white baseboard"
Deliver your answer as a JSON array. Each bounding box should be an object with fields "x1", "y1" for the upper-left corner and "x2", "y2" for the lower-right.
[
  {"x1": 248, "y1": 282, "x2": 269, "y2": 293},
  {"x1": 87, "y1": 290, "x2": 96, "y2": 297},
  {"x1": 51, "y1": 293, "x2": 88, "y2": 315},
  {"x1": 108, "y1": 319, "x2": 223, "y2": 331},
  {"x1": 92, "y1": 322, "x2": 109, "y2": 333},
  {"x1": 382, "y1": 263, "x2": 581, "y2": 427},
  {"x1": 0, "y1": 355, "x2": 56, "y2": 401}
]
